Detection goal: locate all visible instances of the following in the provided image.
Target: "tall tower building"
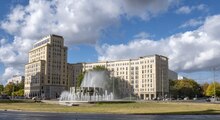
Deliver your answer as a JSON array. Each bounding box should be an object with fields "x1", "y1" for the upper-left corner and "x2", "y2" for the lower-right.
[{"x1": 24, "y1": 34, "x2": 68, "y2": 99}]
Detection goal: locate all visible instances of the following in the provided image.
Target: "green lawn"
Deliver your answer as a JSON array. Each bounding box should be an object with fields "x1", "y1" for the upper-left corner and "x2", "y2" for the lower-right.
[{"x1": 0, "y1": 101, "x2": 220, "y2": 114}]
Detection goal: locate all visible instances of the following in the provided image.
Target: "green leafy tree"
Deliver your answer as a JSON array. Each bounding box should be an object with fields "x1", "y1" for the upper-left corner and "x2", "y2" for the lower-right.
[
  {"x1": 2, "y1": 80, "x2": 24, "y2": 96},
  {"x1": 170, "y1": 79, "x2": 202, "y2": 98},
  {"x1": 3, "y1": 83, "x2": 14, "y2": 96},
  {"x1": 76, "y1": 71, "x2": 85, "y2": 87},
  {"x1": 169, "y1": 79, "x2": 178, "y2": 98},
  {"x1": 92, "y1": 66, "x2": 107, "y2": 71},
  {"x1": 17, "y1": 80, "x2": 24, "y2": 90},
  {"x1": 0, "y1": 84, "x2": 4, "y2": 94},
  {"x1": 12, "y1": 89, "x2": 24, "y2": 96},
  {"x1": 201, "y1": 82, "x2": 209, "y2": 96},
  {"x1": 205, "y1": 82, "x2": 220, "y2": 97}
]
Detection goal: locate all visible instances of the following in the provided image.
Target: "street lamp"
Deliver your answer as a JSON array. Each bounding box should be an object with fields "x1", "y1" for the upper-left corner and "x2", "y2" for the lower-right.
[
  {"x1": 112, "y1": 76, "x2": 114, "y2": 99},
  {"x1": 213, "y1": 68, "x2": 216, "y2": 101},
  {"x1": 161, "y1": 66, "x2": 164, "y2": 100},
  {"x1": 12, "y1": 83, "x2": 14, "y2": 100},
  {"x1": 111, "y1": 70, "x2": 115, "y2": 99}
]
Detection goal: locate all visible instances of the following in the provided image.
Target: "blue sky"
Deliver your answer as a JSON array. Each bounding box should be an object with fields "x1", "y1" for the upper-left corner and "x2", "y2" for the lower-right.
[{"x1": 1, "y1": 0, "x2": 220, "y2": 84}]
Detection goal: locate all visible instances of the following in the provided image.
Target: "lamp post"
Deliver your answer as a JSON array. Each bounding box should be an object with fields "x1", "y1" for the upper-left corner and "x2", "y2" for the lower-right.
[
  {"x1": 213, "y1": 68, "x2": 216, "y2": 101},
  {"x1": 12, "y1": 83, "x2": 14, "y2": 100},
  {"x1": 162, "y1": 68, "x2": 164, "y2": 100},
  {"x1": 113, "y1": 76, "x2": 114, "y2": 99},
  {"x1": 111, "y1": 70, "x2": 115, "y2": 99}
]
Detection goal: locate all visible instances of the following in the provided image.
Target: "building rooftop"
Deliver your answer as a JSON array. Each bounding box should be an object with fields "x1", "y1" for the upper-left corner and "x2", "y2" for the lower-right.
[
  {"x1": 50, "y1": 34, "x2": 63, "y2": 38},
  {"x1": 69, "y1": 54, "x2": 168, "y2": 65}
]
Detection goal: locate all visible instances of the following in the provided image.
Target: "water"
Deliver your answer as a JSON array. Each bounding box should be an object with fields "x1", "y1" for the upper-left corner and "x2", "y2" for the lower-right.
[
  {"x1": 59, "y1": 90, "x2": 114, "y2": 102},
  {"x1": 59, "y1": 70, "x2": 115, "y2": 103},
  {"x1": 81, "y1": 71, "x2": 111, "y2": 90},
  {"x1": 2, "y1": 111, "x2": 220, "y2": 120}
]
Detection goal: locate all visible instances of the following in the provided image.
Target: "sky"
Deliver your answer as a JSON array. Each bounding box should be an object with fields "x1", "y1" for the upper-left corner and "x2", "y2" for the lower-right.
[{"x1": 1, "y1": 0, "x2": 220, "y2": 84}]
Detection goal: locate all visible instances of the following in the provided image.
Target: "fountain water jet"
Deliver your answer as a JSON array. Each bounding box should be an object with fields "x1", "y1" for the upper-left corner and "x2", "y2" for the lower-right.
[{"x1": 59, "y1": 70, "x2": 121, "y2": 105}]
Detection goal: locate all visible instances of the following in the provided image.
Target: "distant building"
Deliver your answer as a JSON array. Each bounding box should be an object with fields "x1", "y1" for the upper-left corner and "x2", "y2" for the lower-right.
[
  {"x1": 24, "y1": 34, "x2": 68, "y2": 99},
  {"x1": 178, "y1": 75, "x2": 187, "y2": 80},
  {"x1": 7, "y1": 75, "x2": 24, "y2": 84},
  {"x1": 69, "y1": 55, "x2": 169, "y2": 100},
  {"x1": 67, "y1": 63, "x2": 83, "y2": 88},
  {"x1": 168, "y1": 70, "x2": 178, "y2": 80}
]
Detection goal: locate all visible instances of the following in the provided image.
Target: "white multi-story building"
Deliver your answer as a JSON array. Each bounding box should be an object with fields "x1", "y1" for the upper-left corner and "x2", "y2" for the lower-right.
[
  {"x1": 24, "y1": 34, "x2": 68, "y2": 99},
  {"x1": 69, "y1": 55, "x2": 169, "y2": 100},
  {"x1": 7, "y1": 75, "x2": 24, "y2": 84}
]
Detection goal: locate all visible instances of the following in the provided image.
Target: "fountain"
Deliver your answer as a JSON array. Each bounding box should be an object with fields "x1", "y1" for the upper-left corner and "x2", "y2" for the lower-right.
[{"x1": 59, "y1": 70, "x2": 135, "y2": 106}]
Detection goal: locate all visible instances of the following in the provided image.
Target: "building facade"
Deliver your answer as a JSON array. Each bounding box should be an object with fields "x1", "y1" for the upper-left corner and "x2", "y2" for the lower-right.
[
  {"x1": 24, "y1": 34, "x2": 68, "y2": 99},
  {"x1": 69, "y1": 55, "x2": 169, "y2": 100},
  {"x1": 67, "y1": 63, "x2": 83, "y2": 88},
  {"x1": 7, "y1": 75, "x2": 25, "y2": 84},
  {"x1": 168, "y1": 70, "x2": 178, "y2": 80}
]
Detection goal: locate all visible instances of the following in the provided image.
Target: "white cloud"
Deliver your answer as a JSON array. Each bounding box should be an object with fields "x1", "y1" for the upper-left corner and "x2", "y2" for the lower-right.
[
  {"x1": 176, "y1": 4, "x2": 208, "y2": 14},
  {"x1": 180, "y1": 18, "x2": 204, "y2": 28},
  {"x1": 0, "y1": 67, "x2": 20, "y2": 84},
  {"x1": 176, "y1": 6, "x2": 191, "y2": 14},
  {"x1": 0, "y1": 39, "x2": 7, "y2": 45},
  {"x1": 1, "y1": 0, "x2": 176, "y2": 44},
  {"x1": 97, "y1": 14, "x2": 220, "y2": 72},
  {"x1": 0, "y1": 37, "x2": 32, "y2": 66},
  {"x1": 0, "y1": 0, "x2": 175, "y2": 84},
  {"x1": 196, "y1": 4, "x2": 207, "y2": 11},
  {"x1": 134, "y1": 32, "x2": 152, "y2": 39},
  {"x1": 119, "y1": 0, "x2": 177, "y2": 20},
  {"x1": 203, "y1": 15, "x2": 220, "y2": 40},
  {"x1": 0, "y1": 36, "x2": 33, "y2": 84}
]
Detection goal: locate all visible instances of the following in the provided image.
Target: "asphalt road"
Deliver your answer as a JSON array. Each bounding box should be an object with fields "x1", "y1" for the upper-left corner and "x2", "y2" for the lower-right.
[{"x1": 0, "y1": 111, "x2": 220, "y2": 120}]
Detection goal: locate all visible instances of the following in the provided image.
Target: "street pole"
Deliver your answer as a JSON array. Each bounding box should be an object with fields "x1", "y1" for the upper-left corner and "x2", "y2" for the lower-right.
[
  {"x1": 12, "y1": 83, "x2": 14, "y2": 100},
  {"x1": 110, "y1": 70, "x2": 115, "y2": 99},
  {"x1": 162, "y1": 67, "x2": 164, "y2": 100},
  {"x1": 113, "y1": 76, "x2": 114, "y2": 99},
  {"x1": 213, "y1": 68, "x2": 216, "y2": 101}
]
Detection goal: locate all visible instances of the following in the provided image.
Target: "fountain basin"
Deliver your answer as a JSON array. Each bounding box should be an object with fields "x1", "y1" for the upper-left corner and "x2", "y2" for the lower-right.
[{"x1": 59, "y1": 100, "x2": 135, "y2": 106}]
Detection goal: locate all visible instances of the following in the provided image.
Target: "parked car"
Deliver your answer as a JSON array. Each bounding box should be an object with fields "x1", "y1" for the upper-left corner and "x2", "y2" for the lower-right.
[
  {"x1": 184, "y1": 97, "x2": 189, "y2": 100},
  {"x1": 32, "y1": 96, "x2": 42, "y2": 102},
  {"x1": 153, "y1": 97, "x2": 157, "y2": 100},
  {"x1": 206, "y1": 98, "x2": 211, "y2": 102},
  {"x1": 0, "y1": 95, "x2": 10, "y2": 99},
  {"x1": 193, "y1": 97, "x2": 197, "y2": 100},
  {"x1": 177, "y1": 98, "x2": 182, "y2": 100}
]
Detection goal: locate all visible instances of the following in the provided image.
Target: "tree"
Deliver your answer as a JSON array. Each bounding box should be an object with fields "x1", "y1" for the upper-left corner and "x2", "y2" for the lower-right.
[
  {"x1": 201, "y1": 82, "x2": 209, "y2": 96},
  {"x1": 170, "y1": 79, "x2": 202, "y2": 98},
  {"x1": 205, "y1": 82, "x2": 220, "y2": 97},
  {"x1": 169, "y1": 79, "x2": 178, "y2": 98},
  {"x1": 0, "y1": 84, "x2": 4, "y2": 95},
  {"x1": 3, "y1": 83, "x2": 14, "y2": 96},
  {"x1": 92, "y1": 66, "x2": 107, "y2": 71},
  {"x1": 12, "y1": 89, "x2": 24, "y2": 96},
  {"x1": 17, "y1": 80, "x2": 24, "y2": 90},
  {"x1": 76, "y1": 71, "x2": 85, "y2": 87},
  {"x1": 2, "y1": 80, "x2": 24, "y2": 96}
]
